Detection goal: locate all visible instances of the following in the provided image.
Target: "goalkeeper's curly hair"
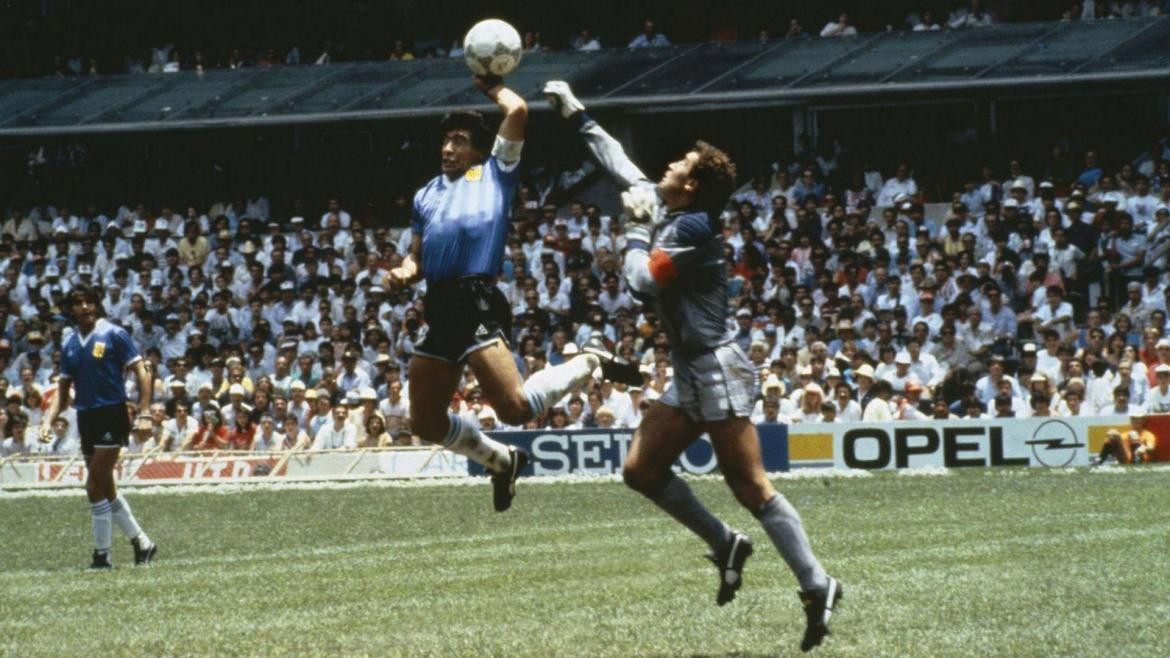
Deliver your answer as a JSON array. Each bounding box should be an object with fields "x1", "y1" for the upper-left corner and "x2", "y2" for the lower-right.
[{"x1": 689, "y1": 140, "x2": 737, "y2": 217}]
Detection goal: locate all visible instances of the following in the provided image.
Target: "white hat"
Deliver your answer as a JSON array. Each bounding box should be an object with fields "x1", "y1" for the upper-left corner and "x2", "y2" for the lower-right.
[
  {"x1": 736, "y1": 308, "x2": 752, "y2": 318},
  {"x1": 228, "y1": 383, "x2": 246, "y2": 396},
  {"x1": 894, "y1": 352, "x2": 912, "y2": 365},
  {"x1": 477, "y1": 406, "x2": 498, "y2": 421},
  {"x1": 1157, "y1": 339, "x2": 1170, "y2": 349},
  {"x1": 562, "y1": 342, "x2": 580, "y2": 356},
  {"x1": 803, "y1": 383, "x2": 824, "y2": 397},
  {"x1": 359, "y1": 387, "x2": 377, "y2": 401},
  {"x1": 133, "y1": 219, "x2": 148, "y2": 233},
  {"x1": 1039, "y1": 180, "x2": 1054, "y2": 189},
  {"x1": 1002, "y1": 198, "x2": 1020, "y2": 209},
  {"x1": 855, "y1": 363, "x2": 875, "y2": 379},
  {"x1": 78, "y1": 264, "x2": 93, "y2": 275},
  {"x1": 290, "y1": 380, "x2": 306, "y2": 390},
  {"x1": 167, "y1": 377, "x2": 186, "y2": 389},
  {"x1": 280, "y1": 281, "x2": 295, "y2": 291},
  {"x1": 1156, "y1": 364, "x2": 1170, "y2": 374},
  {"x1": 1010, "y1": 178, "x2": 1028, "y2": 190},
  {"x1": 53, "y1": 225, "x2": 68, "y2": 235},
  {"x1": 1103, "y1": 191, "x2": 1125, "y2": 205},
  {"x1": 240, "y1": 242, "x2": 257, "y2": 254},
  {"x1": 1030, "y1": 373, "x2": 1047, "y2": 383},
  {"x1": 373, "y1": 353, "x2": 392, "y2": 365},
  {"x1": 595, "y1": 406, "x2": 615, "y2": 418},
  {"x1": 44, "y1": 264, "x2": 59, "y2": 277},
  {"x1": 290, "y1": 216, "x2": 305, "y2": 224},
  {"x1": 797, "y1": 364, "x2": 812, "y2": 376},
  {"x1": 763, "y1": 375, "x2": 785, "y2": 394},
  {"x1": 154, "y1": 218, "x2": 170, "y2": 231}
]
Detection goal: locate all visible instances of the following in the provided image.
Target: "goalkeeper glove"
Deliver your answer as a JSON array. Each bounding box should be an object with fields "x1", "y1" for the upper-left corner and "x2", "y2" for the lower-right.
[
  {"x1": 543, "y1": 80, "x2": 585, "y2": 119},
  {"x1": 621, "y1": 185, "x2": 661, "y2": 225}
]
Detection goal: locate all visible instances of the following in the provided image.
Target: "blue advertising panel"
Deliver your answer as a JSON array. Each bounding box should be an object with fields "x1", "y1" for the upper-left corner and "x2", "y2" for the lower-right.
[{"x1": 468, "y1": 424, "x2": 789, "y2": 476}]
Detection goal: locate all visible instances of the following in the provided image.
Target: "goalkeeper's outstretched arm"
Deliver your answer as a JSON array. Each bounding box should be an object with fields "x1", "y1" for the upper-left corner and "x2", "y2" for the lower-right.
[{"x1": 543, "y1": 80, "x2": 652, "y2": 191}]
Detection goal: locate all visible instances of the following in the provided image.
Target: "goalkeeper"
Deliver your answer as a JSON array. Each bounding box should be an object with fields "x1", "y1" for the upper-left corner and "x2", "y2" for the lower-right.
[{"x1": 544, "y1": 81, "x2": 842, "y2": 653}]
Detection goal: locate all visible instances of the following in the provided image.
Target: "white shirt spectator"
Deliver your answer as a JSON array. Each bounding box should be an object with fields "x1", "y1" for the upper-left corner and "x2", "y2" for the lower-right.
[
  {"x1": 312, "y1": 422, "x2": 357, "y2": 450},
  {"x1": 820, "y1": 19, "x2": 858, "y2": 37},
  {"x1": 877, "y1": 175, "x2": 918, "y2": 209},
  {"x1": 862, "y1": 398, "x2": 894, "y2": 421}
]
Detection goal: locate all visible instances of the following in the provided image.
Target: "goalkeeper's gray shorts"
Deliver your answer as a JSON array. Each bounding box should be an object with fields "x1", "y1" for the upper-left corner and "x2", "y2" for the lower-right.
[{"x1": 659, "y1": 343, "x2": 755, "y2": 422}]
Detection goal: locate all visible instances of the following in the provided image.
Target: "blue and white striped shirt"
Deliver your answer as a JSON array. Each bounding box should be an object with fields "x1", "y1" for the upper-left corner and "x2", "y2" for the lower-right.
[
  {"x1": 412, "y1": 155, "x2": 518, "y2": 284},
  {"x1": 59, "y1": 318, "x2": 141, "y2": 411}
]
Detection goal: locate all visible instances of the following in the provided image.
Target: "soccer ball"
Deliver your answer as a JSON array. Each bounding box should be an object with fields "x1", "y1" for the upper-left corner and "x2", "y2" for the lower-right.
[{"x1": 463, "y1": 19, "x2": 522, "y2": 76}]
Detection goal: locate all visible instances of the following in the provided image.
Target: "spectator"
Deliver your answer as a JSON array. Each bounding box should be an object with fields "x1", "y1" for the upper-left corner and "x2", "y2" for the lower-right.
[
  {"x1": 820, "y1": 13, "x2": 858, "y2": 37},
  {"x1": 184, "y1": 405, "x2": 228, "y2": 451},
  {"x1": 389, "y1": 40, "x2": 414, "y2": 61},
  {"x1": 361, "y1": 412, "x2": 391, "y2": 448},
  {"x1": 628, "y1": 20, "x2": 670, "y2": 48},
  {"x1": 572, "y1": 29, "x2": 601, "y2": 51},
  {"x1": 312, "y1": 405, "x2": 357, "y2": 450},
  {"x1": 877, "y1": 164, "x2": 918, "y2": 208}
]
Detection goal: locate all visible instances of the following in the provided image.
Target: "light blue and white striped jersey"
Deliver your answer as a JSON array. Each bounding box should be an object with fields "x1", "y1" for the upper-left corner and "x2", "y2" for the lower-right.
[
  {"x1": 59, "y1": 318, "x2": 141, "y2": 411},
  {"x1": 412, "y1": 156, "x2": 518, "y2": 284}
]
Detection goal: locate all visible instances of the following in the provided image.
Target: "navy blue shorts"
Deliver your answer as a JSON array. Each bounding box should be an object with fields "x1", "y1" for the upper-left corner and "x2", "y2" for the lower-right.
[
  {"x1": 414, "y1": 276, "x2": 512, "y2": 364},
  {"x1": 78, "y1": 403, "x2": 131, "y2": 457}
]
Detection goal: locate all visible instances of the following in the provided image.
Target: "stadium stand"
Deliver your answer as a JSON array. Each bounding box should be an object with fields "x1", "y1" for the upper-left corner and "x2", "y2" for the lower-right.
[{"x1": 1, "y1": 12, "x2": 1169, "y2": 464}]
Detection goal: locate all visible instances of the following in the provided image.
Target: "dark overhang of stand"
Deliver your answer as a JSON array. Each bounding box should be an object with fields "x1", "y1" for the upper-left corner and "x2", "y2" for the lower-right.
[{"x1": 1, "y1": 17, "x2": 1168, "y2": 137}]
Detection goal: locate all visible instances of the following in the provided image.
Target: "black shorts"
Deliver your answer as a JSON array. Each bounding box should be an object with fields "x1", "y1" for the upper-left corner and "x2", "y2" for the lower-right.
[
  {"x1": 78, "y1": 403, "x2": 131, "y2": 458},
  {"x1": 414, "y1": 276, "x2": 512, "y2": 364}
]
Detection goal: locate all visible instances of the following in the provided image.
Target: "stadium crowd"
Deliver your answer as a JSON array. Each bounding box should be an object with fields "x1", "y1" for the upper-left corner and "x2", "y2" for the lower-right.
[
  {"x1": 2, "y1": 128, "x2": 1170, "y2": 461},
  {"x1": 8, "y1": 1, "x2": 1169, "y2": 79}
]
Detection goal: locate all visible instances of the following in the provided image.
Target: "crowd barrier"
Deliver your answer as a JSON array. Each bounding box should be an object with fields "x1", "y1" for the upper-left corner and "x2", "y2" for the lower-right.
[
  {"x1": 0, "y1": 446, "x2": 469, "y2": 488},
  {"x1": 1, "y1": 415, "x2": 1159, "y2": 490}
]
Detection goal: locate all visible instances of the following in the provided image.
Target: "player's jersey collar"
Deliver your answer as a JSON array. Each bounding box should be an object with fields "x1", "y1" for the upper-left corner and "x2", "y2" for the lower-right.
[{"x1": 76, "y1": 318, "x2": 110, "y2": 347}]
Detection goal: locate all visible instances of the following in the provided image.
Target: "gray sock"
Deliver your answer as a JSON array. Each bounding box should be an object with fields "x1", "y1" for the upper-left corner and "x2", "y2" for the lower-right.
[
  {"x1": 754, "y1": 493, "x2": 828, "y2": 591},
  {"x1": 650, "y1": 474, "x2": 731, "y2": 552}
]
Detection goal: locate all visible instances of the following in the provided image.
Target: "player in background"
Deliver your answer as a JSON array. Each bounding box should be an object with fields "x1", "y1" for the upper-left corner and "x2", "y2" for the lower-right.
[
  {"x1": 387, "y1": 75, "x2": 636, "y2": 511},
  {"x1": 544, "y1": 80, "x2": 841, "y2": 653},
  {"x1": 40, "y1": 285, "x2": 157, "y2": 569}
]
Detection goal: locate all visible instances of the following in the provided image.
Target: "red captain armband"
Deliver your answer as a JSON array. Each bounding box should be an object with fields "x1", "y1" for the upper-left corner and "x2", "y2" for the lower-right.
[{"x1": 647, "y1": 249, "x2": 678, "y2": 286}]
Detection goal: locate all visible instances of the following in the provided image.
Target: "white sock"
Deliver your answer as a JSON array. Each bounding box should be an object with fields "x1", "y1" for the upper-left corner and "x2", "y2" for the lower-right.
[
  {"x1": 444, "y1": 414, "x2": 511, "y2": 473},
  {"x1": 522, "y1": 354, "x2": 599, "y2": 417},
  {"x1": 91, "y1": 500, "x2": 112, "y2": 553},
  {"x1": 109, "y1": 494, "x2": 150, "y2": 547}
]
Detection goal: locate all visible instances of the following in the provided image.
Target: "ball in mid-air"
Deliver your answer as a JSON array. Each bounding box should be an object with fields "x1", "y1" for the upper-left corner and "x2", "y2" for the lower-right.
[{"x1": 464, "y1": 19, "x2": 522, "y2": 76}]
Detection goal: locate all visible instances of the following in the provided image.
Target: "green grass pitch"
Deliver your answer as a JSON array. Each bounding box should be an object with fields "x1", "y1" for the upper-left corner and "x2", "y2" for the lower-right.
[{"x1": 2, "y1": 468, "x2": 1168, "y2": 656}]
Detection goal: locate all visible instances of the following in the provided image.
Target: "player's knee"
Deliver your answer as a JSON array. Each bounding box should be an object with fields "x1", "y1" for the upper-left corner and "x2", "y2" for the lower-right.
[
  {"x1": 621, "y1": 459, "x2": 664, "y2": 495},
  {"x1": 726, "y1": 474, "x2": 772, "y2": 510},
  {"x1": 494, "y1": 391, "x2": 532, "y2": 426}
]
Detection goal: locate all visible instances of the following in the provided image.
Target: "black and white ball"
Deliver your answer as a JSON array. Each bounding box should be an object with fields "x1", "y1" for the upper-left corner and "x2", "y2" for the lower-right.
[{"x1": 464, "y1": 19, "x2": 522, "y2": 76}]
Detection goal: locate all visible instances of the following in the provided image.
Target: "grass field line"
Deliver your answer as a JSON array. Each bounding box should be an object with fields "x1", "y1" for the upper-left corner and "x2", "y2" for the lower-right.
[{"x1": 6, "y1": 464, "x2": 1168, "y2": 499}]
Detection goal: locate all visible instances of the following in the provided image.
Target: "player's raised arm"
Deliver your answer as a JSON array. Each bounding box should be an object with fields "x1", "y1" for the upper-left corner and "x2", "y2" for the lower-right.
[
  {"x1": 475, "y1": 74, "x2": 526, "y2": 165},
  {"x1": 544, "y1": 80, "x2": 653, "y2": 194}
]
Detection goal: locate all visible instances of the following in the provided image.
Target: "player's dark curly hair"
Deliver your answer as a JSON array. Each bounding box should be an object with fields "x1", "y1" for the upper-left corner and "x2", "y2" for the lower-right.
[
  {"x1": 66, "y1": 284, "x2": 106, "y2": 317},
  {"x1": 440, "y1": 110, "x2": 493, "y2": 153},
  {"x1": 689, "y1": 140, "x2": 737, "y2": 217}
]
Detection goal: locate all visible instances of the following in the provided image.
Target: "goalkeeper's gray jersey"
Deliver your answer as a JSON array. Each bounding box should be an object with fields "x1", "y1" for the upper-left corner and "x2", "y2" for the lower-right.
[{"x1": 578, "y1": 118, "x2": 736, "y2": 356}]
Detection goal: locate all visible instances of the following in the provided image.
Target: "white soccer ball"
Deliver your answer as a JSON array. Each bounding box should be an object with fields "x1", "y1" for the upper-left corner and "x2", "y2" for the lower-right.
[{"x1": 463, "y1": 19, "x2": 522, "y2": 76}]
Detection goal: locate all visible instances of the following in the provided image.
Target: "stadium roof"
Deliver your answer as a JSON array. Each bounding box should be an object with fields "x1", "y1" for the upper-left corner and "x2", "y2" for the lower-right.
[{"x1": 2, "y1": 17, "x2": 1169, "y2": 137}]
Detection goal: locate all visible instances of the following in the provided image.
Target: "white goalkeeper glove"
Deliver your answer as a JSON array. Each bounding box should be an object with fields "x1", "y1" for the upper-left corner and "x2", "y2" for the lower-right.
[
  {"x1": 621, "y1": 185, "x2": 661, "y2": 225},
  {"x1": 543, "y1": 80, "x2": 585, "y2": 119}
]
